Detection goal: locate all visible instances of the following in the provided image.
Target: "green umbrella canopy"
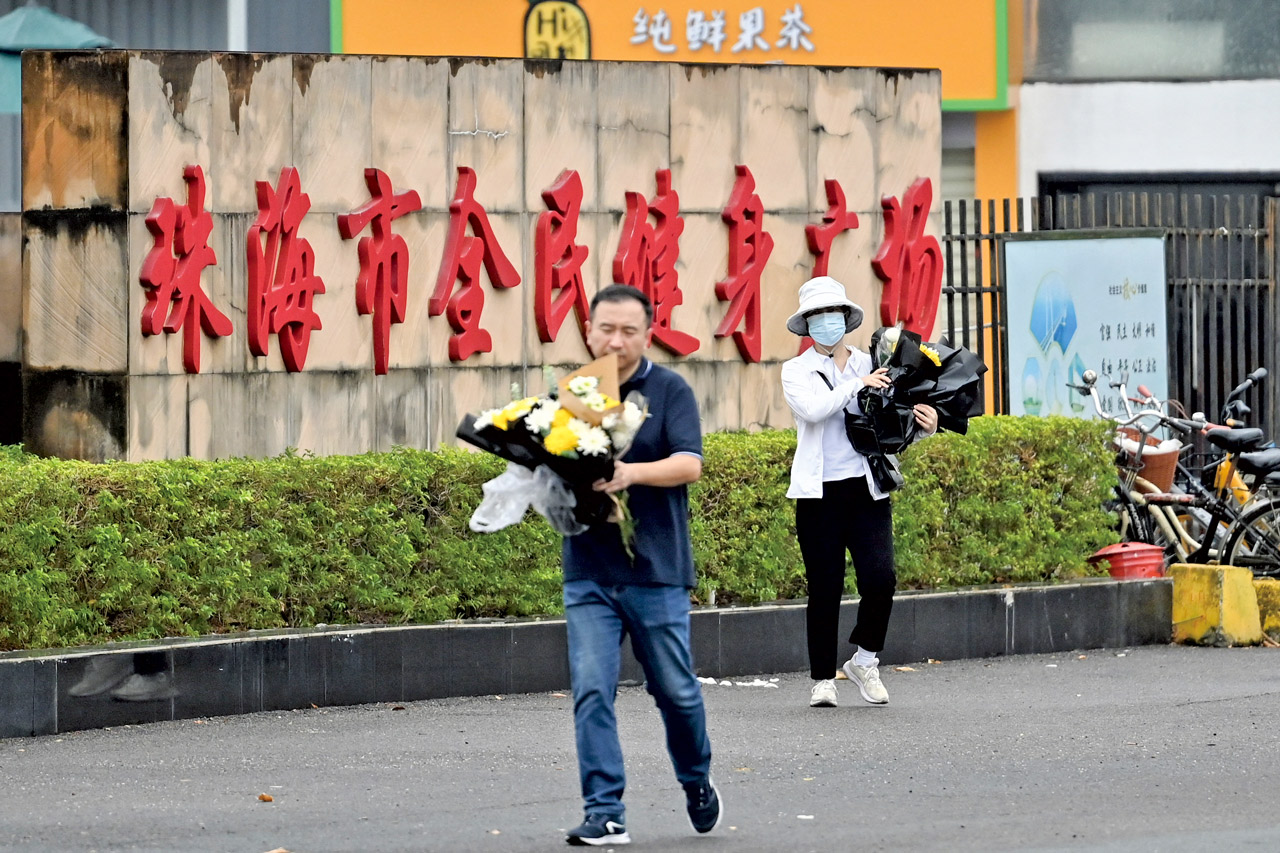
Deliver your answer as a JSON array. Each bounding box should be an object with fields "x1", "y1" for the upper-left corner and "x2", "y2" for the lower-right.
[{"x1": 0, "y1": 4, "x2": 113, "y2": 113}]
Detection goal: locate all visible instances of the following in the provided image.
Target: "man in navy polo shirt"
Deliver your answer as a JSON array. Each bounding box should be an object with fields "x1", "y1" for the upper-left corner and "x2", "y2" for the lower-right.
[{"x1": 562, "y1": 284, "x2": 721, "y2": 847}]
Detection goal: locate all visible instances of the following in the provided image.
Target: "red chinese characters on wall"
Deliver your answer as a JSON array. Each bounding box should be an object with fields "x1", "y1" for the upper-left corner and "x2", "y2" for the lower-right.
[
  {"x1": 246, "y1": 167, "x2": 326, "y2": 373},
  {"x1": 713, "y1": 165, "x2": 773, "y2": 363},
  {"x1": 339, "y1": 168, "x2": 423, "y2": 374},
  {"x1": 612, "y1": 168, "x2": 698, "y2": 356},
  {"x1": 139, "y1": 165, "x2": 233, "y2": 374},
  {"x1": 535, "y1": 169, "x2": 592, "y2": 345},
  {"x1": 139, "y1": 162, "x2": 940, "y2": 372},
  {"x1": 806, "y1": 179, "x2": 859, "y2": 277},
  {"x1": 872, "y1": 177, "x2": 943, "y2": 340},
  {"x1": 798, "y1": 178, "x2": 861, "y2": 354},
  {"x1": 430, "y1": 167, "x2": 522, "y2": 362}
]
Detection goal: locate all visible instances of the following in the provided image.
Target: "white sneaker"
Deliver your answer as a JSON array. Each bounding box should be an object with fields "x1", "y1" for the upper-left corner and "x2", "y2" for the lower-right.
[
  {"x1": 68, "y1": 656, "x2": 132, "y2": 697},
  {"x1": 842, "y1": 660, "x2": 889, "y2": 704},
  {"x1": 809, "y1": 679, "x2": 838, "y2": 707},
  {"x1": 110, "y1": 672, "x2": 178, "y2": 702}
]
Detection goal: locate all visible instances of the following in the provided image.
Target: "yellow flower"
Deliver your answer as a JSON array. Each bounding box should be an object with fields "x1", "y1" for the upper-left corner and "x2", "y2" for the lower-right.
[
  {"x1": 552, "y1": 408, "x2": 572, "y2": 428},
  {"x1": 544, "y1": 425, "x2": 579, "y2": 455},
  {"x1": 491, "y1": 396, "x2": 539, "y2": 431},
  {"x1": 502, "y1": 396, "x2": 538, "y2": 419},
  {"x1": 920, "y1": 344, "x2": 942, "y2": 367}
]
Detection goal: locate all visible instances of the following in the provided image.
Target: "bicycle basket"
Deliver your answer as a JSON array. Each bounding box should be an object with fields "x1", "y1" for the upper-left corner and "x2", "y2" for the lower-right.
[
  {"x1": 1115, "y1": 428, "x2": 1181, "y2": 492},
  {"x1": 1135, "y1": 449, "x2": 1180, "y2": 492}
]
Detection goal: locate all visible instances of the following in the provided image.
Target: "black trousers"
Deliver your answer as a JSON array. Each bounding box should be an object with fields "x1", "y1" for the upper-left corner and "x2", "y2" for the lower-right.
[{"x1": 795, "y1": 476, "x2": 897, "y2": 680}]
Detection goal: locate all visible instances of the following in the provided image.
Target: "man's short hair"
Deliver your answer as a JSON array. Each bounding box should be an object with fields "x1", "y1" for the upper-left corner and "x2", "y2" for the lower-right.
[{"x1": 591, "y1": 284, "x2": 653, "y2": 327}]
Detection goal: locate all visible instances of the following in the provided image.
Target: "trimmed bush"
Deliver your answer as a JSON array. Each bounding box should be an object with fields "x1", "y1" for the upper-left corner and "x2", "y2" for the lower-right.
[
  {"x1": 0, "y1": 416, "x2": 1118, "y2": 651},
  {"x1": 691, "y1": 416, "x2": 1119, "y2": 604},
  {"x1": 892, "y1": 415, "x2": 1120, "y2": 587}
]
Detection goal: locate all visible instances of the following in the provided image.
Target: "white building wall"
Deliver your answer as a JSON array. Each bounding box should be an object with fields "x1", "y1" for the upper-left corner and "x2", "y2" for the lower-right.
[{"x1": 1017, "y1": 81, "x2": 1280, "y2": 196}]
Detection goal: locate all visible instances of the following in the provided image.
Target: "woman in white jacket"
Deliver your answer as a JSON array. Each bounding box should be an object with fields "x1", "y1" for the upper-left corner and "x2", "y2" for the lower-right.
[{"x1": 780, "y1": 276, "x2": 937, "y2": 709}]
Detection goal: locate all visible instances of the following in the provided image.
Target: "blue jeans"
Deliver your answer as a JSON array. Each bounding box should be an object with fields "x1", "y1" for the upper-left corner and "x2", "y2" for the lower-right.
[{"x1": 564, "y1": 580, "x2": 712, "y2": 821}]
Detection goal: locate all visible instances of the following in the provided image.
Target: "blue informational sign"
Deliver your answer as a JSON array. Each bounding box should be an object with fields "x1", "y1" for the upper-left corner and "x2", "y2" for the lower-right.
[{"x1": 1002, "y1": 232, "x2": 1167, "y2": 419}]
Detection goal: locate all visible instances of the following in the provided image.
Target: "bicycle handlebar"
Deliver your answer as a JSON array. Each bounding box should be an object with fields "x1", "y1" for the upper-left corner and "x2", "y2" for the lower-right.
[
  {"x1": 1161, "y1": 417, "x2": 1197, "y2": 436},
  {"x1": 1072, "y1": 379, "x2": 1166, "y2": 431},
  {"x1": 1226, "y1": 367, "x2": 1268, "y2": 403},
  {"x1": 1068, "y1": 372, "x2": 1198, "y2": 437},
  {"x1": 1070, "y1": 366, "x2": 1267, "y2": 433}
]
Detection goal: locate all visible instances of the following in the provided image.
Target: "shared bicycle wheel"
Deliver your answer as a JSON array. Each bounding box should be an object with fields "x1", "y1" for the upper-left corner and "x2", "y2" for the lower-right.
[{"x1": 1221, "y1": 500, "x2": 1280, "y2": 578}]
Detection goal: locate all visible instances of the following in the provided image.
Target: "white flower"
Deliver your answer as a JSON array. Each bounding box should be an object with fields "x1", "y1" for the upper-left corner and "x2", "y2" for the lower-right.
[
  {"x1": 567, "y1": 417, "x2": 592, "y2": 437},
  {"x1": 524, "y1": 399, "x2": 559, "y2": 433},
  {"x1": 577, "y1": 426, "x2": 611, "y2": 456},
  {"x1": 568, "y1": 376, "x2": 598, "y2": 396},
  {"x1": 473, "y1": 408, "x2": 500, "y2": 429},
  {"x1": 601, "y1": 412, "x2": 619, "y2": 430},
  {"x1": 583, "y1": 391, "x2": 611, "y2": 412},
  {"x1": 610, "y1": 403, "x2": 648, "y2": 445},
  {"x1": 621, "y1": 402, "x2": 647, "y2": 432}
]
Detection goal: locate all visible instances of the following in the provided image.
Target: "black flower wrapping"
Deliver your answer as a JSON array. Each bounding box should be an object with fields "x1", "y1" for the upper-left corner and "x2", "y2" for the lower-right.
[
  {"x1": 846, "y1": 327, "x2": 988, "y2": 492},
  {"x1": 456, "y1": 413, "x2": 616, "y2": 526}
]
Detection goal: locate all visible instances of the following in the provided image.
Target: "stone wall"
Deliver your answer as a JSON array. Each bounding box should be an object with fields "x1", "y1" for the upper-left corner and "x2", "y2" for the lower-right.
[
  {"x1": 21, "y1": 51, "x2": 940, "y2": 461},
  {"x1": 0, "y1": 212, "x2": 18, "y2": 445}
]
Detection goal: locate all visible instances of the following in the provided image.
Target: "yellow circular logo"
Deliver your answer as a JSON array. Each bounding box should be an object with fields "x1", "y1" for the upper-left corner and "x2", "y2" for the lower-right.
[{"x1": 524, "y1": 1, "x2": 591, "y2": 59}]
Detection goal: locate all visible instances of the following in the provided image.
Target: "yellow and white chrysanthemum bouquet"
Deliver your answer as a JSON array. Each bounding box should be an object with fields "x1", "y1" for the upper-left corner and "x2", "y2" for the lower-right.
[
  {"x1": 471, "y1": 375, "x2": 646, "y2": 463},
  {"x1": 457, "y1": 354, "x2": 649, "y2": 534}
]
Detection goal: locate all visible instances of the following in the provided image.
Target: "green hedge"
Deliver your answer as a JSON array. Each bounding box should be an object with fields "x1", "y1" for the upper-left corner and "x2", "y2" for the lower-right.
[
  {"x1": 0, "y1": 416, "x2": 1118, "y2": 652},
  {"x1": 892, "y1": 416, "x2": 1120, "y2": 587}
]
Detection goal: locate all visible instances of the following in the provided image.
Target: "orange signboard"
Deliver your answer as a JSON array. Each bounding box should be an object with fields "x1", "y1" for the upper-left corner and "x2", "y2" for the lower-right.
[{"x1": 339, "y1": 0, "x2": 1006, "y2": 108}]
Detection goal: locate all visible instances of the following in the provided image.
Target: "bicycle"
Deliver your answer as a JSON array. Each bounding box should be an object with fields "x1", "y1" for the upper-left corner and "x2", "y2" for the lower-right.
[
  {"x1": 1125, "y1": 373, "x2": 1270, "y2": 561},
  {"x1": 1070, "y1": 370, "x2": 1190, "y2": 550},
  {"x1": 1131, "y1": 373, "x2": 1267, "y2": 512},
  {"x1": 1070, "y1": 368, "x2": 1280, "y2": 572},
  {"x1": 1214, "y1": 416, "x2": 1280, "y2": 576}
]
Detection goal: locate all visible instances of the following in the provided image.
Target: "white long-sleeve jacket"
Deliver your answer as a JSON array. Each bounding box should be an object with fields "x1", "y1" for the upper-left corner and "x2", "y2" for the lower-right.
[{"x1": 780, "y1": 345, "x2": 885, "y2": 500}]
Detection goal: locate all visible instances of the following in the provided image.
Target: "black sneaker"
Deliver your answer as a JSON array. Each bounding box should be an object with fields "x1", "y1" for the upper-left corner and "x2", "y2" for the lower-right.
[
  {"x1": 684, "y1": 777, "x2": 722, "y2": 834},
  {"x1": 566, "y1": 814, "x2": 630, "y2": 846}
]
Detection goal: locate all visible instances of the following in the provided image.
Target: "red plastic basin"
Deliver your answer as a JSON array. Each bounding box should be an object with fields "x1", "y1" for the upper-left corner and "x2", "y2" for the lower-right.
[{"x1": 1088, "y1": 542, "x2": 1166, "y2": 579}]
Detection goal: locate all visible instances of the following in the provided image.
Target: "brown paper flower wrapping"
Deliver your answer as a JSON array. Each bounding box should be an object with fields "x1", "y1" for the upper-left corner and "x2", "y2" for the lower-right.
[{"x1": 558, "y1": 353, "x2": 625, "y2": 426}]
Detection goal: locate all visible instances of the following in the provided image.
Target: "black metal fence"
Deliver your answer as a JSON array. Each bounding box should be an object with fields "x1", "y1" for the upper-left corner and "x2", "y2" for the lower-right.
[{"x1": 942, "y1": 193, "x2": 1278, "y2": 437}]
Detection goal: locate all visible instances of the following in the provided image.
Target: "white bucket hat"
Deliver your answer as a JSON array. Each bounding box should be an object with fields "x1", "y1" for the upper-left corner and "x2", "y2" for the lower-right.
[{"x1": 786, "y1": 275, "x2": 865, "y2": 337}]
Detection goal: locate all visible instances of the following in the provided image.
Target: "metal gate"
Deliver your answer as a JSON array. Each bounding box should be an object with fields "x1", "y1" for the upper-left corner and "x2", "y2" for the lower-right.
[{"x1": 941, "y1": 193, "x2": 1278, "y2": 436}]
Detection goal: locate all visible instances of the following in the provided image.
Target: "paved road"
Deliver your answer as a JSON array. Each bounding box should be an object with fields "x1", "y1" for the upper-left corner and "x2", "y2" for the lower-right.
[{"x1": 1, "y1": 644, "x2": 1278, "y2": 853}]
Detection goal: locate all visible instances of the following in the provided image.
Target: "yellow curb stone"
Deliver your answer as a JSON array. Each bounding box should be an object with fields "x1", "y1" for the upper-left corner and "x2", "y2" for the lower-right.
[
  {"x1": 1254, "y1": 578, "x2": 1280, "y2": 639},
  {"x1": 1170, "y1": 564, "x2": 1262, "y2": 646}
]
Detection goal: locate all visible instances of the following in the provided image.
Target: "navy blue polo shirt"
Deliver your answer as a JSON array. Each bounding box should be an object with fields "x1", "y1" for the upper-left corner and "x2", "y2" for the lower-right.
[{"x1": 562, "y1": 357, "x2": 703, "y2": 588}]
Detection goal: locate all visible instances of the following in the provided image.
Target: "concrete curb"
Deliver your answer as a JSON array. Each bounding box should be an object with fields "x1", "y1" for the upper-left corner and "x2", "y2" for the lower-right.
[
  {"x1": 0, "y1": 578, "x2": 1171, "y2": 738},
  {"x1": 1170, "y1": 563, "x2": 1263, "y2": 645},
  {"x1": 1253, "y1": 578, "x2": 1280, "y2": 638}
]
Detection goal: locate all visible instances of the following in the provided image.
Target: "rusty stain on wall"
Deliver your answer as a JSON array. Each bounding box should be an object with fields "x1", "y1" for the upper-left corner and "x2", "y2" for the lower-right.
[
  {"x1": 21, "y1": 52, "x2": 128, "y2": 210},
  {"x1": 293, "y1": 55, "x2": 317, "y2": 97},
  {"x1": 152, "y1": 52, "x2": 203, "y2": 122},
  {"x1": 217, "y1": 53, "x2": 268, "y2": 135}
]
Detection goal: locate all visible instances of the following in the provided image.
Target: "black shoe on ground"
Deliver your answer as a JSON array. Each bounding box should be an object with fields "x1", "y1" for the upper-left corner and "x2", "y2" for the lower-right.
[
  {"x1": 566, "y1": 814, "x2": 630, "y2": 846},
  {"x1": 684, "y1": 777, "x2": 722, "y2": 834}
]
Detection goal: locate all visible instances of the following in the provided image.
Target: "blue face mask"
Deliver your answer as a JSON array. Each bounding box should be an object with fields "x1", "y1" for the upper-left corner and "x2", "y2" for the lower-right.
[{"x1": 806, "y1": 312, "x2": 847, "y2": 347}]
